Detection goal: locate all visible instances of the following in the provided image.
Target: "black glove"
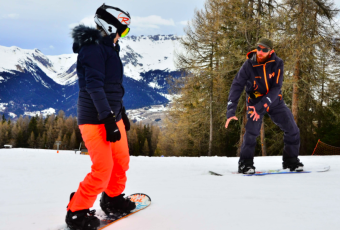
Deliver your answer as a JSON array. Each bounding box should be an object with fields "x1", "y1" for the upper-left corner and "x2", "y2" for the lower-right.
[
  {"x1": 122, "y1": 107, "x2": 130, "y2": 131},
  {"x1": 102, "y1": 112, "x2": 121, "y2": 142}
]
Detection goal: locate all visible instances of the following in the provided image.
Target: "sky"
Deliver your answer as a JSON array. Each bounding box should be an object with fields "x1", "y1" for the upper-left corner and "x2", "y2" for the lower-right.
[
  {"x1": 1, "y1": 0, "x2": 340, "y2": 55},
  {"x1": 0, "y1": 0, "x2": 206, "y2": 55}
]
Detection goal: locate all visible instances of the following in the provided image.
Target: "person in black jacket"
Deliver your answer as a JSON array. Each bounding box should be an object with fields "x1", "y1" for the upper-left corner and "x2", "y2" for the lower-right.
[
  {"x1": 225, "y1": 38, "x2": 304, "y2": 174},
  {"x1": 65, "y1": 4, "x2": 134, "y2": 230}
]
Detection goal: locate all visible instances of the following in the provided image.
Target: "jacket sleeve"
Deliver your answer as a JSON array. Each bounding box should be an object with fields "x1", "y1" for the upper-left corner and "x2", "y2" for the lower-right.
[
  {"x1": 254, "y1": 60, "x2": 284, "y2": 113},
  {"x1": 226, "y1": 62, "x2": 249, "y2": 119},
  {"x1": 79, "y1": 45, "x2": 112, "y2": 121}
]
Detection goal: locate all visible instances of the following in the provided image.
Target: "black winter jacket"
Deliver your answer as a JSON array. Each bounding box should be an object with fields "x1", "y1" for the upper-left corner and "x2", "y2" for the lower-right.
[
  {"x1": 226, "y1": 50, "x2": 284, "y2": 118},
  {"x1": 72, "y1": 25, "x2": 125, "y2": 125}
]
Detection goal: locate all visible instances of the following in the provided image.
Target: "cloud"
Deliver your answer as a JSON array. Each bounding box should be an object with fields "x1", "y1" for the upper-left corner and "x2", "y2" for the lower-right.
[
  {"x1": 69, "y1": 15, "x2": 96, "y2": 28},
  {"x1": 49, "y1": 45, "x2": 54, "y2": 49},
  {"x1": 179, "y1": 20, "x2": 188, "y2": 25},
  {"x1": 2, "y1": 14, "x2": 19, "y2": 19},
  {"x1": 131, "y1": 15, "x2": 175, "y2": 29}
]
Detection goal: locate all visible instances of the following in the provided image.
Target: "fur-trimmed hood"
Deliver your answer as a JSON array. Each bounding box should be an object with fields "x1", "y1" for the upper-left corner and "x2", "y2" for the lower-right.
[
  {"x1": 72, "y1": 25, "x2": 119, "y2": 53},
  {"x1": 72, "y1": 25, "x2": 103, "y2": 53}
]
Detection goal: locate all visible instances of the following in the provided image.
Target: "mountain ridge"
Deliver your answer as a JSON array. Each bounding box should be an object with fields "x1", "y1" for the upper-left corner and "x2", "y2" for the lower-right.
[{"x1": 0, "y1": 35, "x2": 182, "y2": 119}]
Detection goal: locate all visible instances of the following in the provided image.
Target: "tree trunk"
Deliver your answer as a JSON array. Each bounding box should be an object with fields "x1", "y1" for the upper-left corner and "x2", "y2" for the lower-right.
[
  {"x1": 208, "y1": 81, "x2": 213, "y2": 156},
  {"x1": 318, "y1": 53, "x2": 325, "y2": 130},
  {"x1": 268, "y1": 0, "x2": 273, "y2": 38},
  {"x1": 292, "y1": 60, "x2": 300, "y2": 123},
  {"x1": 260, "y1": 119, "x2": 266, "y2": 156},
  {"x1": 256, "y1": 0, "x2": 262, "y2": 41},
  {"x1": 208, "y1": 40, "x2": 215, "y2": 157},
  {"x1": 292, "y1": 0, "x2": 303, "y2": 123}
]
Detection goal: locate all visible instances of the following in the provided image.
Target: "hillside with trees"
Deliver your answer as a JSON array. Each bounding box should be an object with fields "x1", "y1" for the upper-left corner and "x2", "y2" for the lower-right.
[{"x1": 156, "y1": 0, "x2": 340, "y2": 157}]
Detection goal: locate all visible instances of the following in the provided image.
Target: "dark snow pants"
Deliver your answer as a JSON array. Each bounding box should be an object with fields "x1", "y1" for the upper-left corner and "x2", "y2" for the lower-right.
[{"x1": 240, "y1": 100, "x2": 300, "y2": 160}]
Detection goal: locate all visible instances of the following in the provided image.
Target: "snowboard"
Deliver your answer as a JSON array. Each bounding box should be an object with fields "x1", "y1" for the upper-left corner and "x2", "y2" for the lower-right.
[
  {"x1": 209, "y1": 165, "x2": 330, "y2": 176},
  {"x1": 60, "y1": 193, "x2": 151, "y2": 230}
]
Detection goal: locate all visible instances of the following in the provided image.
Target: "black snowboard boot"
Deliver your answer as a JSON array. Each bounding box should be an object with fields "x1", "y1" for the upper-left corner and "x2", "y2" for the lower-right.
[
  {"x1": 100, "y1": 192, "x2": 136, "y2": 217},
  {"x1": 283, "y1": 157, "x2": 304, "y2": 172},
  {"x1": 238, "y1": 158, "x2": 256, "y2": 174},
  {"x1": 65, "y1": 209, "x2": 100, "y2": 230},
  {"x1": 67, "y1": 192, "x2": 76, "y2": 209},
  {"x1": 66, "y1": 192, "x2": 100, "y2": 230}
]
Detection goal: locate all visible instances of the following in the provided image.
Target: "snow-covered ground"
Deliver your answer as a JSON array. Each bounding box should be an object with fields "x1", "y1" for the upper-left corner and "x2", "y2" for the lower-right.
[{"x1": 0, "y1": 149, "x2": 339, "y2": 230}]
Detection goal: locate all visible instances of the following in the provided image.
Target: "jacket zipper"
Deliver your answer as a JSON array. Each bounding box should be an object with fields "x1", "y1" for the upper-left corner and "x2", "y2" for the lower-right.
[
  {"x1": 276, "y1": 69, "x2": 281, "y2": 84},
  {"x1": 263, "y1": 64, "x2": 269, "y2": 94},
  {"x1": 253, "y1": 60, "x2": 275, "y2": 94}
]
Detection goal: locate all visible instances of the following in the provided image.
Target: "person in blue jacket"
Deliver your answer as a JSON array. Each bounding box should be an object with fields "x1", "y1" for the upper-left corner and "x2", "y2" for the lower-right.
[
  {"x1": 225, "y1": 38, "x2": 304, "y2": 174},
  {"x1": 65, "y1": 4, "x2": 135, "y2": 230}
]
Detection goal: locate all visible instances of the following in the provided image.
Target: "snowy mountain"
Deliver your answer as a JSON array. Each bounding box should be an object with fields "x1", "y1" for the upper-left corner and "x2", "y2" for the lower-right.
[{"x1": 0, "y1": 35, "x2": 182, "y2": 119}]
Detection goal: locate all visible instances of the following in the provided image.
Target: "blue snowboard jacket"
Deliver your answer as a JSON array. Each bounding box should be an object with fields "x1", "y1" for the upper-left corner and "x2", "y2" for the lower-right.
[
  {"x1": 72, "y1": 25, "x2": 125, "y2": 125},
  {"x1": 226, "y1": 50, "x2": 284, "y2": 118}
]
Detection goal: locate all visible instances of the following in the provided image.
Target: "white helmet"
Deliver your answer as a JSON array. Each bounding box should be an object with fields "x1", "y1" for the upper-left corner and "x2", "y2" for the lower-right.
[{"x1": 94, "y1": 4, "x2": 131, "y2": 37}]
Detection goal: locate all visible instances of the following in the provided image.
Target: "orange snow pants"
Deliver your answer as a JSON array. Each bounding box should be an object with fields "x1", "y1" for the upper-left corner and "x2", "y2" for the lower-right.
[{"x1": 67, "y1": 120, "x2": 130, "y2": 212}]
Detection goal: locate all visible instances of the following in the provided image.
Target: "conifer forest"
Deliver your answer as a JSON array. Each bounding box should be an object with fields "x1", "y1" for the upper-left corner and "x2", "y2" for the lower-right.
[{"x1": 158, "y1": 0, "x2": 340, "y2": 157}]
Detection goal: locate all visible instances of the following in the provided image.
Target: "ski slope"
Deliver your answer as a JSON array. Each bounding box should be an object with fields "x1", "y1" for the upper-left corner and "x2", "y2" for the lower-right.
[{"x1": 0, "y1": 149, "x2": 339, "y2": 230}]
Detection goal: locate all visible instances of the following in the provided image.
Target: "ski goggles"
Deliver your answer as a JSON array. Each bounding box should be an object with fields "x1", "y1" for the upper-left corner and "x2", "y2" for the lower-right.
[
  {"x1": 117, "y1": 25, "x2": 130, "y2": 38},
  {"x1": 120, "y1": 27, "x2": 130, "y2": 38},
  {"x1": 256, "y1": 46, "x2": 270, "y2": 53}
]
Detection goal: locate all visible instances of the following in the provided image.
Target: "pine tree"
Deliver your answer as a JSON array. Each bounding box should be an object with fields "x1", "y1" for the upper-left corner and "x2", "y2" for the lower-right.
[
  {"x1": 16, "y1": 128, "x2": 24, "y2": 147},
  {"x1": 175, "y1": 0, "x2": 224, "y2": 156},
  {"x1": 154, "y1": 143, "x2": 162, "y2": 156},
  {"x1": 40, "y1": 132, "x2": 47, "y2": 149},
  {"x1": 127, "y1": 126, "x2": 139, "y2": 156},
  {"x1": 142, "y1": 139, "x2": 150, "y2": 156},
  {"x1": 275, "y1": 0, "x2": 340, "y2": 154},
  {"x1": 28, "y1": 131, "x2": 35, "y2": 148},
  {"x1": 69, "y1": 130, "x2": 77, "y2": 150},
  {"x1": 62, "y1": 134, "x2": 68, "y2": 150},
  {"x1": 0, "y1": 122, "x2": 3, "y2": 146},
  {"x1": 36, "y1": 133, "x2": 42, "y2": 148},
  {"x1": 27, "y1": 116, "x2": 38, "y2": 139},
  {"x1": 165, "y1": 0, "x2": 275, "y2": 156},
  {"x1": 46, "y1": 125, "x2": 54, "y2": 149},
  {"x1": 37, "y1": 114, "x2": 44, "y2": 134},
  {"x1": 150, "y1": 125, "x2": 160, "y2": 156}
]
